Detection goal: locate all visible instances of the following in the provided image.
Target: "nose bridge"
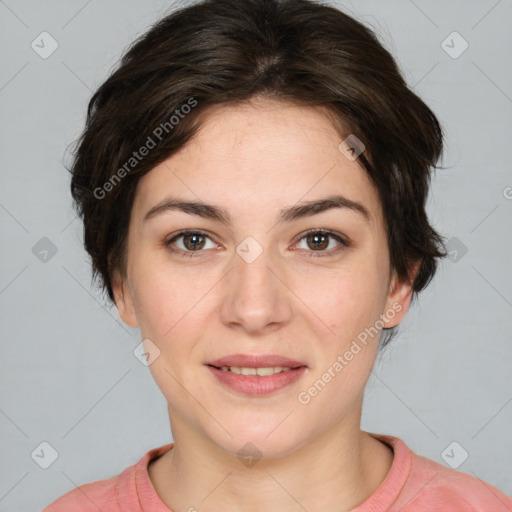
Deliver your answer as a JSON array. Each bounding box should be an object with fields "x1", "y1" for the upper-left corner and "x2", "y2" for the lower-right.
[
  {"x1": 236, "y1": 241, "x2": 275, "y2": 293},
  {"x1": 219, "y1": 236, "x2": 291, "y2": 332}
]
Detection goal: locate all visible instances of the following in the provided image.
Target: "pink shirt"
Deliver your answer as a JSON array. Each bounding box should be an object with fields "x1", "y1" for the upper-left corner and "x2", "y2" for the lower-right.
[{"x1": 43, "y1": 434, "x2": 512, "y2": 511}]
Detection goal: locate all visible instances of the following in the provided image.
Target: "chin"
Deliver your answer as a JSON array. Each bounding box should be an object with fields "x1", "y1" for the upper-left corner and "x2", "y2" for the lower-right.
[{"x1": 209, "y1": 418, "x2": 306, "y2": 461}]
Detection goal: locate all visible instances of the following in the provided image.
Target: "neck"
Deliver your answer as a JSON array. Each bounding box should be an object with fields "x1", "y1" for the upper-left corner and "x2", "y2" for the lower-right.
[{"x1": 149, "y1": 411, "x2": 393, "y2": 512}]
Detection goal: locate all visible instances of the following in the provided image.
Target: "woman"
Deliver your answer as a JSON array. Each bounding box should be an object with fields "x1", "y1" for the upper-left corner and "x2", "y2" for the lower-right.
[{"x1": 44, "y1": 0, "x2": 512, "y2": 510}]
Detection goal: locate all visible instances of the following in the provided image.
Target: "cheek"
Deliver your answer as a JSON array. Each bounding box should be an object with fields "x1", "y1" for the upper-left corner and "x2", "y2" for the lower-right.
[
  {"x1": 129, "y1": 254, "x2": 203, "y2": 339},
  {"x1": 296, "y1": 257, "x2": 386, "y2": 341},
  {"x1": 132, "y1": 265, "x2": 204, "y2": 407}
]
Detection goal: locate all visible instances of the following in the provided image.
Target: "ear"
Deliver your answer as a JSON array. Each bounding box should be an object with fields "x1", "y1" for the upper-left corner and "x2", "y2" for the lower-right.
[
  {"x1": 112, "y1": 269, "x2": 139, "y2": 328},
  {"x1": 382, "y1": 260, "x2": 420, "y2": 328}
]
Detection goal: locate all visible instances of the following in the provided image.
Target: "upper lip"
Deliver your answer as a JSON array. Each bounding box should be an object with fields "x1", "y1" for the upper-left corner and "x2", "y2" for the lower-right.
[{"x1": 207, "y1": 354, "x2": 307, "y2": 368}]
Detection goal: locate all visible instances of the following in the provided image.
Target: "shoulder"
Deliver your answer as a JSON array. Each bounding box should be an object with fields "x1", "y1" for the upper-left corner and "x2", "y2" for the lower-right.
[
  {"x1": 42, "y1": 443, "x2": 173, "y2": 511},
  {"x1": 369, "y1": 434, "x2": 512, "y2": 511},
  {"x1": 42, "y1": 474, "x2": 121, "y2": 512},
  {"x1": 402, "y1": 448, "x2": 512, "y2": 511}
]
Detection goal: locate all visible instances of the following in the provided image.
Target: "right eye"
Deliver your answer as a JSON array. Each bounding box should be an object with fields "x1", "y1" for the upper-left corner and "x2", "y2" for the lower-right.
[{"x1": 164, "y1": 230, "x2": 218, "y2": 257}]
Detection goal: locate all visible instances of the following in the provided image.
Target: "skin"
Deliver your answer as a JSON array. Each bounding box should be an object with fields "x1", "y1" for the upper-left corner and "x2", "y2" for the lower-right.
[{"x1": 112, "y1": 96, "x2": 418, "y2": 512}]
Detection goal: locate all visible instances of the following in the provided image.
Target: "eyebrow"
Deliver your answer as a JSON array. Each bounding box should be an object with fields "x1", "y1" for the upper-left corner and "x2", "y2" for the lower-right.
[{"x1": 143, "y1": 194, "x2": 371, "y2": 224}]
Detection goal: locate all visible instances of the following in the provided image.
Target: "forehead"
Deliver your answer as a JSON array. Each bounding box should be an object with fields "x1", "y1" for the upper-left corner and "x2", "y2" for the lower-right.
[{"x1": 132, "y1": 99, "x2": 384, "y2": 230}]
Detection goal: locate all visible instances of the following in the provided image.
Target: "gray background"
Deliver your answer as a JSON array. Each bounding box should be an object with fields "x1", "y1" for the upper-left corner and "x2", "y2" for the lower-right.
[{"x1": 1, "y1": 0, "x2": 511, "y2": 510}]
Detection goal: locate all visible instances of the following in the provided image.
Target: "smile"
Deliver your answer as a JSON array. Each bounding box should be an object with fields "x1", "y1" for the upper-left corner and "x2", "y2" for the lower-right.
[
  {"x1": 206, "y1": 364, "x2": 307, "y2": 396},
  {"x1": 215, "y1": 365, "x2": 293, "y2": 376}
]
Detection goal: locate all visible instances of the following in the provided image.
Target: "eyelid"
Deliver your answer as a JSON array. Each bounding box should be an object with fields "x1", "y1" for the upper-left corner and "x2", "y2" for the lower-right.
[
  {"x1": 164, "y1": 229, "x2": 218, "y2": 253},
  {"x1": 164, "y1": 228, "x2": 350, "y2": 257},
  {"x1": 293, "y1": 228, "x2": 350, "y2": 257}
]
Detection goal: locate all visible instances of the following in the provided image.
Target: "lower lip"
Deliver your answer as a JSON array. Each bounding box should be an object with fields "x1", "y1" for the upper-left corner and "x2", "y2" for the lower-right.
[{"x1": 206, "y1": 365, "x2": 307, "y2": 396}]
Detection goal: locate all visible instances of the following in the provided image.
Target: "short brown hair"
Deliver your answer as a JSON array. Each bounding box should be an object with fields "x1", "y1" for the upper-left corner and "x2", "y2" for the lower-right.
[{"x1": 67, "y1": 0, "x2": 447, "y2": 347}]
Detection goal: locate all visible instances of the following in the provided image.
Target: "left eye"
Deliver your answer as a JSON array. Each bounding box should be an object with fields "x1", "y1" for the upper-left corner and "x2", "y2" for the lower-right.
[
  {"x1": 164, "y1": 229, "x2": 349, "y2": 258},
  {"x1": 295, "y1": 229, "x2": 349, "y2": 257}
]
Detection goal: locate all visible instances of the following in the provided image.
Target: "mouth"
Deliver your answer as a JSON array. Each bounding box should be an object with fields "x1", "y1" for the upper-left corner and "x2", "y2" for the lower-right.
[
  {"x1": 206, "y1": 353, "x2": 307, "y2": 370},
  {"x1": 207, "y1": 365, "x2": 300, "y2": 376},
  {"x1": 205, "y1": 354, "x2": 308, "y2": 396}
]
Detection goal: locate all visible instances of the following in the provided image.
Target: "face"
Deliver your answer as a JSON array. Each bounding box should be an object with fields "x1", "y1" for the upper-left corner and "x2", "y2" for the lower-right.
[{"x1": 113, "y1": 97, "x2": 415, "y2": 459}]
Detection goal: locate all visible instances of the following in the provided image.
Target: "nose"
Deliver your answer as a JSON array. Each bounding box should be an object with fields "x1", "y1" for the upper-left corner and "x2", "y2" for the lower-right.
[{"x1": 219, "y1": 244, "x2": 293, "y2": 335}]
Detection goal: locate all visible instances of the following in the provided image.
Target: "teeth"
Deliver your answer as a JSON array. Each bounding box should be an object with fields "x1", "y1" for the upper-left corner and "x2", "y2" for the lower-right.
[{"x1": 219, "y1": 366, "x2": 292, "y2": 375}]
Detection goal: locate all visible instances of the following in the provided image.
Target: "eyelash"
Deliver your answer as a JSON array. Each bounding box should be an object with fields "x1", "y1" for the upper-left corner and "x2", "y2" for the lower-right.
[{"x1": 164, "y1": 229, "x2": 350, "y2": 259}]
